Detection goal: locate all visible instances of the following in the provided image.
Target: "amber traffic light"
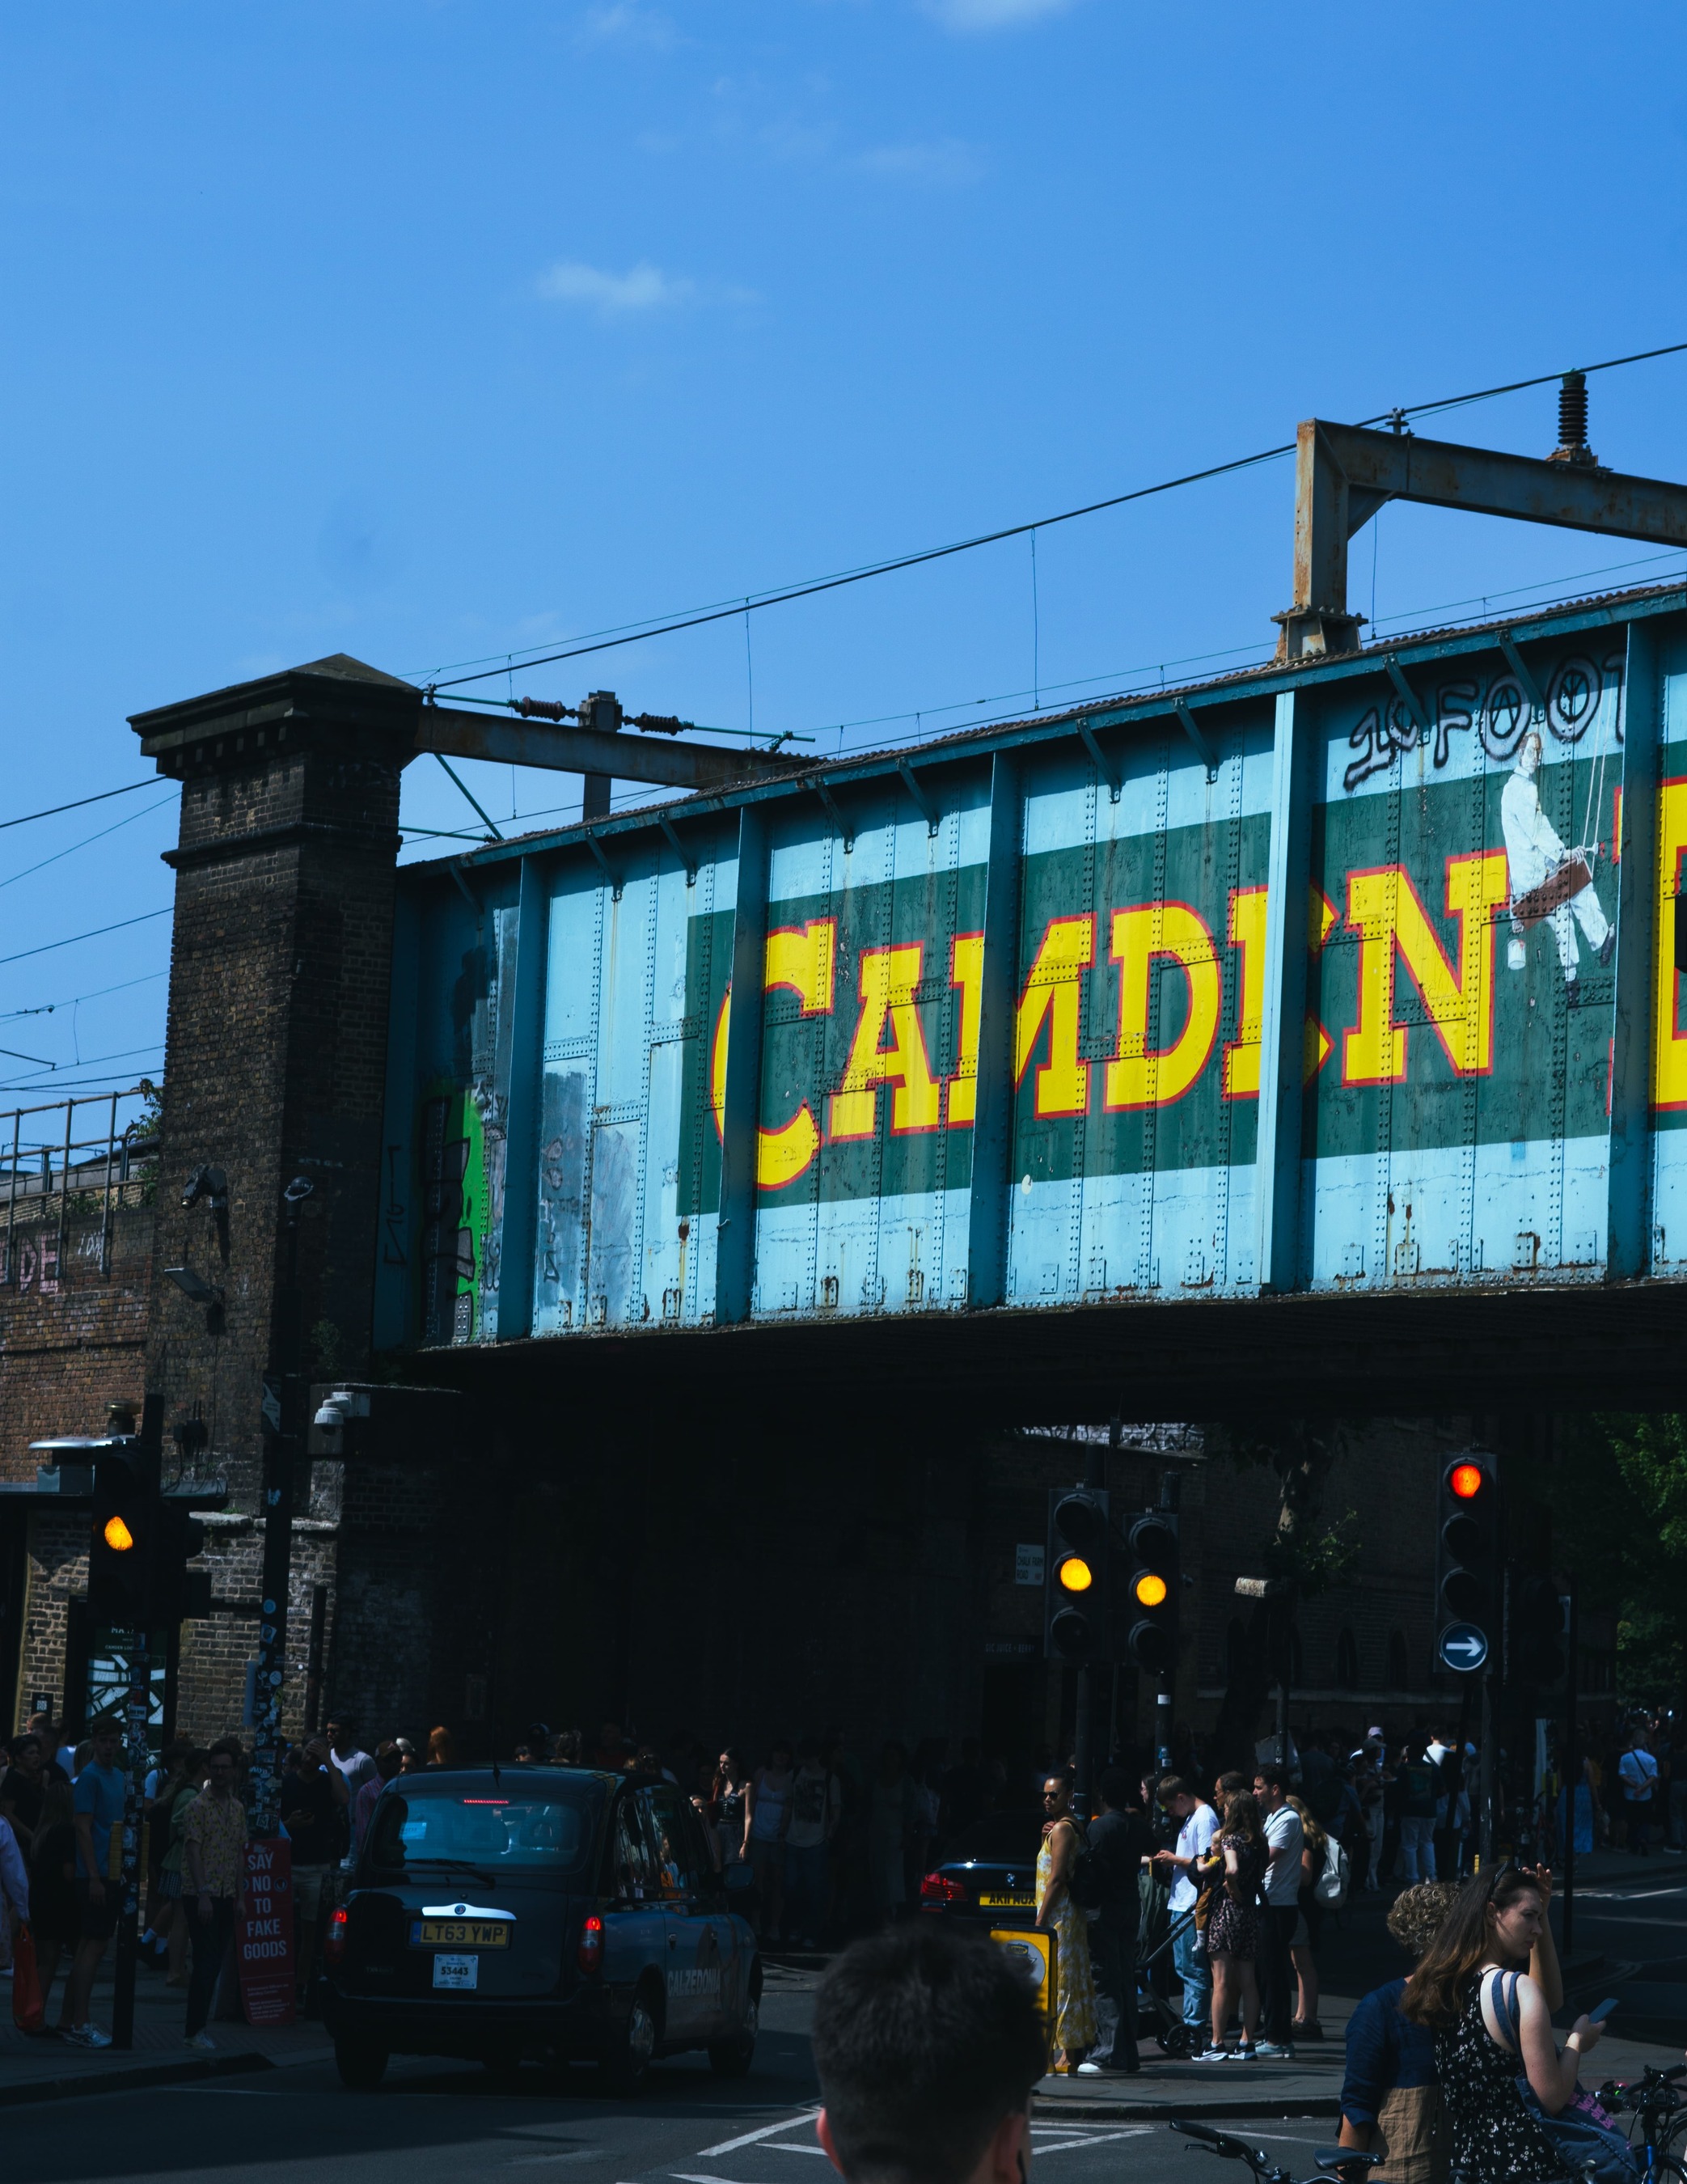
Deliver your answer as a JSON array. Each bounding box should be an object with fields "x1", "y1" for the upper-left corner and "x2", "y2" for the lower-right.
[
  {"x1": 1125, "y1": 1510, "x2": 1179, "y2": 1674},
  {"x1": 1044, "y1": 1488, "x2": 1110, "y2": 1662}
]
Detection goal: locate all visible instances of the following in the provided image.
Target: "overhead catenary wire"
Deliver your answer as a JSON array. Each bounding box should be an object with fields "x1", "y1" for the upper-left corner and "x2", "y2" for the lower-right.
[
  {"x1": 0, "y1": 791, "x2": 177, "y2": 896},
  {"x1": 0, "y1": 907, "x2": 171, "y2": 970},
  {"x1": 0, "y1": 967, "x2": 169, "y2": 1022},
  {"x1": 421, "y1": 339, "x2": 1687, "y2": 696},
  {"x1": 0, "y1": 778, "x2": 160, "y2": 836}
]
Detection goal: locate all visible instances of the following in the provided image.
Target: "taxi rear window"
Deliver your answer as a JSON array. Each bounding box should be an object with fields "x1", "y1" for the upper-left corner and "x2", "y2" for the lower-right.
[{"x1": 367, "y1": 1784, "x2": 596, "y2": 1877}]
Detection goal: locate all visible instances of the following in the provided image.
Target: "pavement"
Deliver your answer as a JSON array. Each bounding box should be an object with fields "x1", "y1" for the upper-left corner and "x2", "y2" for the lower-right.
[
  {"x1": 5, "y1": 1850, "x2": 1685, "y2": 2115},
  {"x1": 0, "y1": 1945, "x2": 332, "y2": 2106}
]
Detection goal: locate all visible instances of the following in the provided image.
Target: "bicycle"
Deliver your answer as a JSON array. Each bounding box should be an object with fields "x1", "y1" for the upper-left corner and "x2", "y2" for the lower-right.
[
  {"x1": 1169, "y1": 2114, "x2": 1384, "y2": 2184},
  {"x1": 1596, "y1": 2063, "x2": 1687, "y2": 2184}
]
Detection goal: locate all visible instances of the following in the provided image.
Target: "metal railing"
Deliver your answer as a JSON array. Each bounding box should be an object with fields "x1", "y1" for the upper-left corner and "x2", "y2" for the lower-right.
[{"x1": 1, "y1": 1087, "x2": 158, "y2": 1285}]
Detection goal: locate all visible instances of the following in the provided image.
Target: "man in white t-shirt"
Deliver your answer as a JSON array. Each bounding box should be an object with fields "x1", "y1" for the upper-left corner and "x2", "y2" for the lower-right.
[
  {"x1": 1619, "y1": 1729, "x2": 1660, "y2": 1856},
  {"x1": 324, "y1": 1716, "x2": 378, "y2": 1796},
  {"x1": 1152, "y1": 1777, "x2": 1218, "y2": 2042},
  {"x1": 1254, "y1": 1765, "x2": 1304, "y2": 2057}
]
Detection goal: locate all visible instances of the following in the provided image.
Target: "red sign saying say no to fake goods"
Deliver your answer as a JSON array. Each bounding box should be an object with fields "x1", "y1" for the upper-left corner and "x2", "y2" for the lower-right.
[{"x1": 235, "y1": 1836, "x2": 296, "y2": 2025}]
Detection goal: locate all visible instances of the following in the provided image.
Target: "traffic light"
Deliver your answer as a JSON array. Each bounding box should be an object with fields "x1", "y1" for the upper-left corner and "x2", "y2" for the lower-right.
[
  {"x1": 89, "y1": 1446, "x2": 150, "y2": 1626},
  {"x1": 1438, "y1": 1453, "x2": 1499, "y2": 1666},
  {"x1": 1510, "y1": 1568, "x2": 1568, "y2": 1687},
  {"x1": 151, "y1": 1502, "x2": 214, "y2": 1627},
  {"x1": 1125, "y1": 1509, "x2": 1180, "y2": 1674},
  {"x1": 1044, "y1": 1487, "x2": 1110, "y2": 1662}
]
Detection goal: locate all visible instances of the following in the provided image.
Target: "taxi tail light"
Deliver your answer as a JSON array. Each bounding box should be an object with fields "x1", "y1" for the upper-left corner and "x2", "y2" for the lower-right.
[
  {"x1": 577, "y1": 1914, "x2": 604, "y2": 1974},
  {"x1": 920, "y1": 1873, "x2": 966, "y2": 1906},
  {"x1": 324, "y1": 1906, "x2": 349, "y2": 1966}
]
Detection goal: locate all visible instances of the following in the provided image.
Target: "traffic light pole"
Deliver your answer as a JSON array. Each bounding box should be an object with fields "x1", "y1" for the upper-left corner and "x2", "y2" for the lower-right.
[
  {"x1": 111, "y1": 1391, "x2": 163, "y2": 2051},
  {"x1": 1073, "y1": 1440, "x2": 1106, "y2": 1822},
  {"x1": 1562, "y1": 1573, "x2": 1579, "y2": 1953}
]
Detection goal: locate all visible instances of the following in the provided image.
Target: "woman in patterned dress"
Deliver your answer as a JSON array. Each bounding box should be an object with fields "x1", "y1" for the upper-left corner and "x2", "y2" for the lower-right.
[
  {"x1": 1035, "y1": 1773, "x2": 1097, "y2": 2072},
  {"x1": 1401, "y1": 1864, "x2": 1605, "y2": 2183},
  {"x1": 1202, "y1": 1789, "x2": 1268, "y2": 2060}
]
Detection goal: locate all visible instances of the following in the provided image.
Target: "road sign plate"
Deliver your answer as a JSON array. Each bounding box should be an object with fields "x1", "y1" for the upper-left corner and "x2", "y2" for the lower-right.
[{"x1": 1438, "y1": 1621, "x2": 1489, "y2": 1673}]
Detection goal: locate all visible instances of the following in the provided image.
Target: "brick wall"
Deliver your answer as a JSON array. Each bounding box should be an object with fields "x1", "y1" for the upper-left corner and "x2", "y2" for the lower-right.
[{"x1": 0, "y1": 1201, "x2": 152, "y2": 1482}]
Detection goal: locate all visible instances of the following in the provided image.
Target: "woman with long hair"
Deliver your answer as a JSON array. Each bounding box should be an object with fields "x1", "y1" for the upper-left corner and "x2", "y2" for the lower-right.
[
  {"x1": 1400, "y1": 1864, "x2": 1596, "y2": 2182},
  {"x1": 1035, "y1": 1771, "x2": 1097, "y2": 2074},
  {"x1": 1287, "y1": 1793, "x2": 1327, "y2": 2040},
  {"x1": 1200, "y1": 1788, "x2": 1268, "y2": 2062}
]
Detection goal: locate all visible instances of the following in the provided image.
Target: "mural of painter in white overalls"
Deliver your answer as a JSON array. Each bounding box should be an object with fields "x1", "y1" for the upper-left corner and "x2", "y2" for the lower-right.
[{"x1": 1500, "y1": 730, "x2": 1614, "y2": 987}]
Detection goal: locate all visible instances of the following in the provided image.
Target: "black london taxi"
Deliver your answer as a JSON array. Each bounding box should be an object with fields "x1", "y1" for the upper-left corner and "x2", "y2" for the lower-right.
[
  {"x1": 321, "y1": 1767, "x2": 760, "y2": 2092},
  {"x1": 917, "y1": 1811, "x2": 1045, "y2": 1928}
]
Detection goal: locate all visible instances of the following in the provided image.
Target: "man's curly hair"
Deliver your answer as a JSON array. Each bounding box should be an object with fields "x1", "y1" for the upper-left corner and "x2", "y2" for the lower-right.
[{"x1": 1388, "y1": 1879, "x2": 1461, "y2": 1958}]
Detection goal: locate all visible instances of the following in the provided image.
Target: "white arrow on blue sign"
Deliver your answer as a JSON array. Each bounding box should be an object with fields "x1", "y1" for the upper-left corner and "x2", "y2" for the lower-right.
[{"x1": 1438, "y1": 1622, "x2": 1489, "y2": 1673}]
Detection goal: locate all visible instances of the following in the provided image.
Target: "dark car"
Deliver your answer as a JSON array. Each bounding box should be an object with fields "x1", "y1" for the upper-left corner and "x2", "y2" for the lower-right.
[
  {"x1": 321, "y1": 1767, "x2": 759, "y2": 2093},
  {"x1": 918, "y1": 1811, "x2": 1044, "y2": 1928}
]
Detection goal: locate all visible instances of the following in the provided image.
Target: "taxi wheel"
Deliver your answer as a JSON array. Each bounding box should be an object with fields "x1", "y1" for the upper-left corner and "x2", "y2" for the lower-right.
[
  {"x1": 603, "y1": 1980, "x2": 661, "y2": 2096},
  {"x1": 708, "y1": 1989, "x2": 759, "y2": 2078},
  {"x1": 334, "y1": 2037, "x2": 389, "y2": 2091}
]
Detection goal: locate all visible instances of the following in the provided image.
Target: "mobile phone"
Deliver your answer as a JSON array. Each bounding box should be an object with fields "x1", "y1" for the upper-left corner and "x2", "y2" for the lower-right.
[{"x1": 1588, "y1": 1998, "x2": 1621, "y2": 2023}]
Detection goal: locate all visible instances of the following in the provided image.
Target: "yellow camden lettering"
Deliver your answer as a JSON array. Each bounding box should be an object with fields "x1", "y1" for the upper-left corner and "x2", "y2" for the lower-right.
[
  {"x1": 1223, "y1": 887, "x2": 1268, "y2": 1098},
  {"x1": 946, "y1": 933, "x2": 984, "y2": 1127},
  {"x1": 1105, "y1": 903, "x2": 1221, "y2": 1111},
  {"x1": 758, "y1": 921, "x2": 836, "y2": 1187},
  {"x1": 1343, "y1": 852, "x2": 1508, "y2": 1084},
  {"x1": 829, "y1": 942, "x2": 942, "y2": 1139},
  {"x1": 1013, "y1": 916, "x2": 1093, "y2": 1117},
  {"x1": 1655, "y1": 779, "x2": 1687, "y2": 1108}
]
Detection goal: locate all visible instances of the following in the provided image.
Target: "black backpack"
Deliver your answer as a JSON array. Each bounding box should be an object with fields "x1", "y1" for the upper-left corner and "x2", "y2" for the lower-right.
[{"x1": 1068, "y1": 1844, "x2": 1106, "y2": 1911}]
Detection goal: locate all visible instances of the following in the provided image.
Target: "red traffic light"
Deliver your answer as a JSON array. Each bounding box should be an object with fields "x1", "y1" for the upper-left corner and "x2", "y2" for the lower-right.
[{"x1": 1448, "y1": 1461, "x2": 1485, "y2": 1500}]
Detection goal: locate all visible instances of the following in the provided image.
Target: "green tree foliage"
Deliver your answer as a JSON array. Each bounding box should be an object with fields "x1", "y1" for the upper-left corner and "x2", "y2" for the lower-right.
[{"x1": 1538, "y1": 1416, "x2": 1687, "y2": 1704}]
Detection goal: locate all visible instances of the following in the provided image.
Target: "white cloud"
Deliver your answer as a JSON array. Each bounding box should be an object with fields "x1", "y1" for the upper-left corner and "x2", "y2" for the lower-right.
[
  {"x1": 854, "y1": 138, "x2": 983, "y2": 184},
  {"x1": 576, "y1": 3, "x2": 679, "y2": 48},
  {"x1": 534, "y1": 260, "x2": 695, "y2": 315},
  {"x1": 924, "y1": 0, "x2": 1076, "y2": 28}
]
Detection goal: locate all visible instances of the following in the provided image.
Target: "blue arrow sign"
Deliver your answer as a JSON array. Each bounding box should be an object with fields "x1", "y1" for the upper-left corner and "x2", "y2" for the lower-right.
[{"x1": 1439, "y1": 1622, "x2": 1489, "y2": 1674}]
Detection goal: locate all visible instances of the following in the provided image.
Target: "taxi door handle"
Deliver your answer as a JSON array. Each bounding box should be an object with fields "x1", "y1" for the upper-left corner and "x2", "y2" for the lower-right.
[{"x1": 667, "y1": 1936, "x2": 677, "y2": 1948}]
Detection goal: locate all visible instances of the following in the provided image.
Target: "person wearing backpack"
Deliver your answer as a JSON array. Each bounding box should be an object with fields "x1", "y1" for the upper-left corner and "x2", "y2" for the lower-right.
[
  {"x1": 1034, "y1": 1772, "x2": 1097, "y2": 2074},
  {"x1": 1076, "y1": 1768, "x2": 1154, "y2": 2076},
  {"x1": 1400, "y1": 1863, "x2": 1622, "y2": 2184}
]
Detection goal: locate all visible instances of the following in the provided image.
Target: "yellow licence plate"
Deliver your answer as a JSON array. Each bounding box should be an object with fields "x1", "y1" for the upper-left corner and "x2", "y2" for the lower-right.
[
  {"x1": 979, "y1": 1893, "x2": 1035, "y2": 1907},
  {"x1": 416, "y1": 1919, "x2": 511, "y2": 1948}
]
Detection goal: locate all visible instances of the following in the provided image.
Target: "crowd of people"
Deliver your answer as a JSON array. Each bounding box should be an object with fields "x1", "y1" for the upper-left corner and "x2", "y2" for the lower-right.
[{"x1": 0, "y1": 1705, "x2": 416, "y2": 2051}]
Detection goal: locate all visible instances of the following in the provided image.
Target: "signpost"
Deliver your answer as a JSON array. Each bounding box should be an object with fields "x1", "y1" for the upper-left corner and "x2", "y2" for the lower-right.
[{"x1": 1439, "y1": 1623, "x2": 1490, "y2": 1674}]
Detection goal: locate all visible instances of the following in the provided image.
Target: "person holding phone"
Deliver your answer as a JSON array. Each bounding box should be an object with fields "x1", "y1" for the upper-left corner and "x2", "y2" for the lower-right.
[{"x1": 1401, "y1": 1864, "x2": 1592, "y2": 2182}]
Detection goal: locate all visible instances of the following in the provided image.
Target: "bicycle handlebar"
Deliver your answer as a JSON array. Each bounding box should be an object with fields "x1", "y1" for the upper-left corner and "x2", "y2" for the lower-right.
[{"x1": 1169, "y1": 2118, "x2": 1381, "y2": 2184}]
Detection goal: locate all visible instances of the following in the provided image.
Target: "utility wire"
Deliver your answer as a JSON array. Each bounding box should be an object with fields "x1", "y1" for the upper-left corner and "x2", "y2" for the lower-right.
[
  {"x1": 0, "y1": 907, "x2": 171, "y2": 970},
  {"x1": 424, "y1": 339, "x2": 1687, "y2": 696},
  {"x1": 0, "y1": 968, "x2": 169, "y2": 1022},
  {"x1": 0, "y1": 778, "x2": 161, "y2": 836},
  {"x1": 426, "y1": 441, "x2": 1298, "y2": 690},
  {"x1": 0, "y1": 792, "x2": 176, "y2": 896}
]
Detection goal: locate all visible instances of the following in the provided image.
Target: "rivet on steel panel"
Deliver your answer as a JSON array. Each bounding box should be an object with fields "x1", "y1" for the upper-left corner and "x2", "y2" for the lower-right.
[
  {"x1": 1173, "y1": 703, "x2": 1219, "y2": 780},
  {"x1": 583, "y1": 829, "x2": 624, "y2": 899},
  {"x1": 1076, "y1": 719, "x2": 1122, "y2": 803},
  {"x1": 896, "y1": 758, "x2": 941, "y2": 836},
  {"x1": 657, "y1": 811, "x2": 697, "y2": 885},
  {"x1": 1383, "y1": 656, "x2": 1430, "y2": 739},
  {"x1": 811, "y1": 776, "x2": 854, "y2": 853},
  {"x1": 1498, "y1": 634, "x2": 1549, "y2": 720}
]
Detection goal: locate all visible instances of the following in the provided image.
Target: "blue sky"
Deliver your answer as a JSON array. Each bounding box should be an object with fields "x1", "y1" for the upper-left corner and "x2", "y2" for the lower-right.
[{"x1": 3, "y1": 0, "x2": 1686, "y2": 1107}]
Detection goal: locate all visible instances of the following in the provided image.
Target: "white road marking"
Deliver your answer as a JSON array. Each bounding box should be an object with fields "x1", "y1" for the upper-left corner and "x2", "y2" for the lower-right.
[
  {"x1": 1027, "y1": 2131, "x2": 1154, "y2": 2156},
  {"x1": 765, "y1": 2148, "x2": 828, "y2": 2157},
  {"x1": 695, "y1": 2113, "x2": 822, "y2": 2159}
]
